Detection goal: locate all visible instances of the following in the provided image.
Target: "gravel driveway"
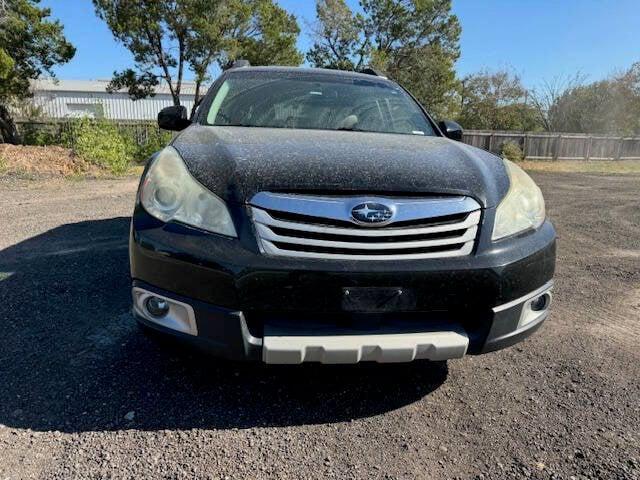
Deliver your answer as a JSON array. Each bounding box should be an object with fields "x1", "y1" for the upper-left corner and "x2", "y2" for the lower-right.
[{"x1": 0, "y1": 173, "x2": 638, "y2": 479}]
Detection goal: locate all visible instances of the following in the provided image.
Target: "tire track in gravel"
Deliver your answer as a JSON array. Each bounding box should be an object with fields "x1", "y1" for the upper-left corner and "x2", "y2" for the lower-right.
[
  {"x1": 586, "y1": 288, "x2": 640, "y2": 351},
  {"x1": 535, "y1": 172, "x2": 640, "y2": 354}
]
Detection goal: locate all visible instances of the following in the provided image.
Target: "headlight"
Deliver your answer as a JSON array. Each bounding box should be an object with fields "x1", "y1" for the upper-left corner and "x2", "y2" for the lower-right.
[
  {"x1": 140, "y1": 146, "x2": 237, "y2": 237},
  {"x1": 492, "y1": 159, "x2": 545, "y2": 240}
]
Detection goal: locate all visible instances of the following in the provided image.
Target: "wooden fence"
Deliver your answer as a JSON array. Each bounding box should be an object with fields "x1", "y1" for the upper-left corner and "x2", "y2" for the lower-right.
[
  {"x1": 14, "y1": 120, "x2": 640, "y2": 161},
  {"x1": 463, "y1": 131, "x2": 640, "y2": 161}
]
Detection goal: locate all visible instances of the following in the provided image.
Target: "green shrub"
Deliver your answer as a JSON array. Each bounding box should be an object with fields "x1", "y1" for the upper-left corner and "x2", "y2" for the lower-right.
[
  {"x1": 133, "y1": 127, "x2": 172, "y2": 163},
  {"x1": 21, "y1": 122, "x2": 63, "y2": 146},
  {"x1": 501, "y1": 141, "x2": 524, "y2": 162},
  {"x1": 18, "y1": 118, "x2": 171, "y2": 172},
  {"x1": 67, "y1": 119, "x2": 135, "y2": 174},
  {"x1": 14, "y1": 101, "x2": 67, "y2": 147}
]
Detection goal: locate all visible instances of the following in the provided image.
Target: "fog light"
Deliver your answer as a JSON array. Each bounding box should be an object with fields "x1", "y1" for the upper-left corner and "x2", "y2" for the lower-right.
[
  {"x1": 145, "y1": 296, "x2": 170, "y2": 317},
  {"x1": 133, "y1": 288, "x2": 198, "y2": 336},
  {"x1": 530, "y1": 293, "x2": 550, "y2": 312}
]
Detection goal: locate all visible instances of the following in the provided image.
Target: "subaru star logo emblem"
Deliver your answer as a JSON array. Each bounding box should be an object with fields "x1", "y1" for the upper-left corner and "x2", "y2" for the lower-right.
[{"x1": 351, "y1": 202, "x2": 394, "y2": 225}]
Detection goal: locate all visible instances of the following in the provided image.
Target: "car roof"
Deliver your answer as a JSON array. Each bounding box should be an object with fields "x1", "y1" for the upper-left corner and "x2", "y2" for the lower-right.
[{"x1": 223, "y1": 65, "x2": 393, "y2": 84}]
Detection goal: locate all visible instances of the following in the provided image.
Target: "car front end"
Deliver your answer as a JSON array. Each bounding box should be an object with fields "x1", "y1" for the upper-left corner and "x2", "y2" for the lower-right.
[{"x1": 130, "y1": 67, "x2": 555, "y2": 364}]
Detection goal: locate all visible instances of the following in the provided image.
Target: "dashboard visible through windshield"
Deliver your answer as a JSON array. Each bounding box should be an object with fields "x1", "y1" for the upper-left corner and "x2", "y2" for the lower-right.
[{"x1": 204, "y1": 72, "x2": 436, "y2": 136}]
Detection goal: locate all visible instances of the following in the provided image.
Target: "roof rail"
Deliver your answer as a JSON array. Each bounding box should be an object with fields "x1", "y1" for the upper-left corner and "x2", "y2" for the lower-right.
[
  {"x1": 229, "y1": 59, "x2": 251, "y2": 70},
  {"x1": 360, "y1": 67, "x2": 387, "y2": 79}
]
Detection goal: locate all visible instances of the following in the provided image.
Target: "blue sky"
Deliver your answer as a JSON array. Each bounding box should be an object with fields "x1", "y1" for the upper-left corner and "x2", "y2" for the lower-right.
[{"x1": 41, "y1": 0, "x2": 640, "y2": 89}]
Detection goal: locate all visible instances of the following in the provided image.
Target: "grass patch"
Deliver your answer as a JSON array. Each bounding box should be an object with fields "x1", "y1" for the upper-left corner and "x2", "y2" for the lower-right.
[
  {"x1": 14, "y1": 166, "x2": 39, "y2": 180},
  {"x1": 65, "y1": 164, "x2": 144, "y2": 181},
  {"x1": 518, "y1": 159, "x2": 640, "y2": 174},
  {"x1": 127, "y1": 164, "x2": 145, "y2": 177}
]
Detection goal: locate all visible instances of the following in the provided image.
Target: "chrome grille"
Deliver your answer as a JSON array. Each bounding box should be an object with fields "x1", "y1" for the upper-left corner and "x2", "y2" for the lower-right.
[{"x1": 249, "y1": 192, "x2": 481, "y2": 260}]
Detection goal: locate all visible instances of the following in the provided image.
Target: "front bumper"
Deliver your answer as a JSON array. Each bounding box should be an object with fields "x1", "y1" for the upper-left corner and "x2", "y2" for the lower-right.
[
  {"x1": 130, "y1": 204, "x2": 556, "y2": 363},
  {"x1": 133, "y1": 279, "x2": 553, "y2": 363}
]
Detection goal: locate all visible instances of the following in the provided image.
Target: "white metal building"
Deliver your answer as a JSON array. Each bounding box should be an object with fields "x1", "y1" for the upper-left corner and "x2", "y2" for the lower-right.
[{"x1": 29, "y1": 79, "x2": 200, "y2": 120}]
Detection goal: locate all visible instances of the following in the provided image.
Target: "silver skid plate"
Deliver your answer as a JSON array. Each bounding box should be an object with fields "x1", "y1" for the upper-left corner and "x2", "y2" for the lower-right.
[{"x1": 262, "y1": 325, "x2": 469, "y2": 364}]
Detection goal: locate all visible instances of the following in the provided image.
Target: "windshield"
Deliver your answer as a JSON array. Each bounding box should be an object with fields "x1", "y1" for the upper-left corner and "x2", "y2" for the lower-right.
[{"x1": 205, "y1": 72, "x2": 436, "y2": 136}]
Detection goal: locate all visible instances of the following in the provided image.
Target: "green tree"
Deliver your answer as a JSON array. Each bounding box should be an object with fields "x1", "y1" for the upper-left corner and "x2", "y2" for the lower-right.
[
  {"x1": 306, "y1": 0, "x2": 368, "y2": 71},
  {"x1": 227, "y1": 0, "x2": 303, "y2": 69},
  {"x1": 307, "y1": 0, "x2": 461, "y2": 119},
  {"x1": 542, "y1": 63, "x2": 640, "y2": 135},
  {"x1": 528, "y1": 73, "x2": 585, "y2": 132},
  {"x1": 93, "y1": 0, "x2": 302, "y2": 116},
  {"x1": 390, "y1": 43, "x2": 459, "y2": 120},
  {"x1": 458, "y1": 69, "x2": 540, "y2": 131},
  {"x1": 0, "y1": 0, "x2": 75, "y2": 143}
]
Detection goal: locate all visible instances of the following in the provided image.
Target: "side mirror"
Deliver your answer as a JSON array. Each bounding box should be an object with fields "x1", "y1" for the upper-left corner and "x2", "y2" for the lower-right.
[
  {"x1": 438, "y1": 120, "x2": 463, "y2": 141},
  {"x1": 158, "y1": 105, "x2": 191, "y2": 131}
]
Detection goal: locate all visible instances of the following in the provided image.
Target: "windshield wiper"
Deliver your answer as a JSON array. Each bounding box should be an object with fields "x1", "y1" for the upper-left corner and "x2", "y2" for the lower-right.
[
  {"x1": 336, "y1": 126, "x2": 372, "y2": 132},
  {"x1": 217, "y1": 123, "x2": 288, "y2": 129}
]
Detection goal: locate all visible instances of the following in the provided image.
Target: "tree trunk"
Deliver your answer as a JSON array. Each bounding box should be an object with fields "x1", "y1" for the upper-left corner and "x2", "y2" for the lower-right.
[
  {"x1": 0, "y1": 104, "x2": 20, "y2": 144},
  {"x1": 190, "y1": 78, "x2": 203, "y2": 119}
]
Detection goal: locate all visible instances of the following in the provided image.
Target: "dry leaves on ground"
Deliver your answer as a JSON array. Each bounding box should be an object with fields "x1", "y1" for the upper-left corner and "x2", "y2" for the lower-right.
[{"x1": 0, "y1": 144, "x2": 102, "y2": 177}]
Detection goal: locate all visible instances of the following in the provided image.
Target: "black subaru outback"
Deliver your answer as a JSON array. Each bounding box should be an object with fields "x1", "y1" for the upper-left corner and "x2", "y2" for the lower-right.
[{"x1": 130, "y1": 64, "x2": 555, "y2": 364}]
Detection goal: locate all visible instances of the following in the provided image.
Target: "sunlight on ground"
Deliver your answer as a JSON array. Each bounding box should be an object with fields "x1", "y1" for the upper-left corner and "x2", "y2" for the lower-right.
[{"x1": 519, "y1": 159, "x2": 640, "y2": 174}]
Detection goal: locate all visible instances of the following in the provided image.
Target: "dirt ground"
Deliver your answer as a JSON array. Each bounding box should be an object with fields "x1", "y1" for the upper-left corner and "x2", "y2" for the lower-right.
[
  {"x1": 0, "y1": 144, "x2": 100, "y2": 177},
  {"x1": 0, "y1": 172, "x2": 638, "y2": 479}
]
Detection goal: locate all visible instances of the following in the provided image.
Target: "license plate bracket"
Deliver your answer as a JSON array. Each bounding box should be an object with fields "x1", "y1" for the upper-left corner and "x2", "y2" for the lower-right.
[{"x1": 341, "y1": 287, "x2": 416, "y2": 312}]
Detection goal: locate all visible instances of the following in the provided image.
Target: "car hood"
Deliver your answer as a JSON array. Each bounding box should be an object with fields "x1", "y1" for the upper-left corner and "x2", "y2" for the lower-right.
[{"x1": 172, "y1": 125, "x2": 509, "y2": 208}]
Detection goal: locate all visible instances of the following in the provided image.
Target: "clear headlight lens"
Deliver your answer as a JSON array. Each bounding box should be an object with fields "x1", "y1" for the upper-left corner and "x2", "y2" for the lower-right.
[
  {"x1": 492, "y1": 159, "x2": 545, "y2": 240},
  {"x1": 140, "y1": 146, "x2": 237, "y2": 237}
]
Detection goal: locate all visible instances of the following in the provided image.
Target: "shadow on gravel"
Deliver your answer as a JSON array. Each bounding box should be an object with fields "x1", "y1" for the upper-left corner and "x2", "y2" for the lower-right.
[{"x1": 0, "y1": 218, "x2": 447, "y2": 433}]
